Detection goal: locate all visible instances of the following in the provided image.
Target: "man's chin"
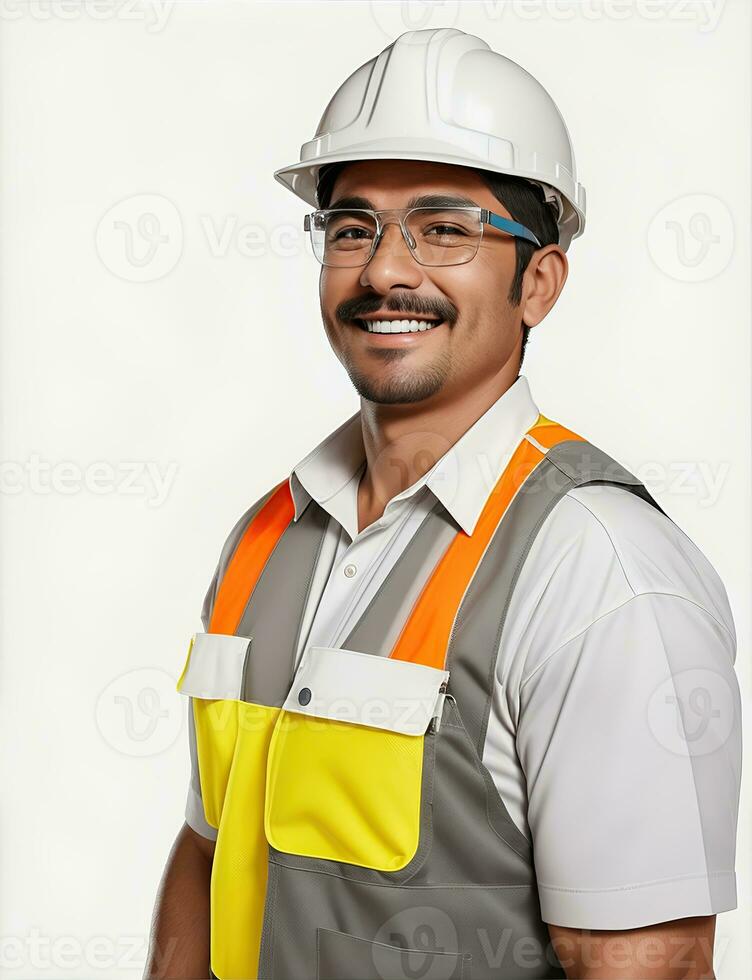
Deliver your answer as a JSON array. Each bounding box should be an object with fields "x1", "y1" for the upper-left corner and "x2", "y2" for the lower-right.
[{"x1": 348, "y1": 371, "x2": 446, "y2": 406}]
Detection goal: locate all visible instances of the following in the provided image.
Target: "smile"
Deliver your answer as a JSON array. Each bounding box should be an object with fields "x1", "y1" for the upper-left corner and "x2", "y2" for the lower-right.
[{"x1": 354, "y1": 318, "x2": 444, "y2": 334}]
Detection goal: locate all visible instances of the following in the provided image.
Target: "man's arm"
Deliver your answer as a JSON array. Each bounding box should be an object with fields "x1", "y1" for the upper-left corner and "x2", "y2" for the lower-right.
[
  {"x1": 506, "y1": 495, "x2": 741, "y2": 976},
  {"x1": 144, "y1": 823, "x2": 216, "y2": 980},
  {"x1": 548, "y1": 915, "x2": 716, "y2": 979},
  {"x1": 144, "y1": 692, "x2": 218, "y2": 979}
]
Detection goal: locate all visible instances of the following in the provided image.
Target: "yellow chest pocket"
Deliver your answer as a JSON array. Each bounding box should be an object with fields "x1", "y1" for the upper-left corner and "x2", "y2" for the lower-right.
[{"x1": 264, "y1": 645, "x2": 449, "y2": 873}]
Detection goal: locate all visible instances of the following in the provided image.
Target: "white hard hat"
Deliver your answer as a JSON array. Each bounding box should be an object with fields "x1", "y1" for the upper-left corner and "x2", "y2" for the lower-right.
[{"x1": 274, "y1": 28, "x2": 586, "y2": 252}]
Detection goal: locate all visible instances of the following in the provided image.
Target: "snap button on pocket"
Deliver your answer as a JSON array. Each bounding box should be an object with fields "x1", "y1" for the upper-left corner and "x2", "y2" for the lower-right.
[{"x1": 298, "y1": 687, "x2": 312, "y2": 706}]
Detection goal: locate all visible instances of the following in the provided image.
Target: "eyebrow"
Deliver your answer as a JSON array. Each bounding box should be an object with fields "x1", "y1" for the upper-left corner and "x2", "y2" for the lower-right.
[{"x1": 326, "y1": 193, "x2": 481, "y2": 211}]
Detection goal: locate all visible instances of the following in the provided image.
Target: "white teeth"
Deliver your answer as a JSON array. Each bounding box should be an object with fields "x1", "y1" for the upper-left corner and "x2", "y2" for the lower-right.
[{"x1": 362, "y1": 319, "x2": 440, "y2": 334}]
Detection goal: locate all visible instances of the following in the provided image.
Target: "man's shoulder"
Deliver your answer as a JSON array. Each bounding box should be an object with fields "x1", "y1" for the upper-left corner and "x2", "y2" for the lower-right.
[
  {"x1": 199, "y1": 479, "x2": 286, "y2": 630},
  {"x1": 498, "y1": 477, "x2": 737, "y2": 705},
  {"x1": 531, "y1": 480, "x2": 735, "y2": 638},
  {"x1": 218, "y1": 479, "x2": 286, "y2": 564}
]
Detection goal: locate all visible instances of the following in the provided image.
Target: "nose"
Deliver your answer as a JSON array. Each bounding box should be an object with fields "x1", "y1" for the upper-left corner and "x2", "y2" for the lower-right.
[{"x1": 359, "y1": 221, "x2": 423, "y2": 293}]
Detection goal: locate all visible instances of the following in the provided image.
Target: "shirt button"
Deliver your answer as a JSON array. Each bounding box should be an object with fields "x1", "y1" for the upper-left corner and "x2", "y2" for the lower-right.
[{"x1": 343, "y1": 563, "x2": 357, "y2": 578}]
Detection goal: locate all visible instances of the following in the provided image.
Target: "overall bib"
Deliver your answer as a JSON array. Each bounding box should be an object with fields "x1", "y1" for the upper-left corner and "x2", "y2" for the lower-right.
[{"x1": 176, "y1": 414, "x2": 666, "y2": 979}]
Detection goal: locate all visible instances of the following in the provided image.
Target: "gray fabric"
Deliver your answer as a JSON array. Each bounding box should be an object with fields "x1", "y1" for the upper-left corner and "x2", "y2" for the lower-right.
[
  {"x1": 262, "y1": 863, "x2": 558, "y2": 978},
  {"x1": 237, "y1": 499, "x2": 329, "y2": 705},
  {"x1": 547, "y1": 439, "x2": 668, "y2": 516},
  {"x1": 316, "y1": 926, "x2": 471, "y2": 979}
]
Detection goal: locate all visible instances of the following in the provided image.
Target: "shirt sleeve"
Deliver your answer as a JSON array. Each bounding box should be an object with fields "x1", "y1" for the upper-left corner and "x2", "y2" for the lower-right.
[{"x1": 517, "y1": 590, "x2": 742, "y2": 930}]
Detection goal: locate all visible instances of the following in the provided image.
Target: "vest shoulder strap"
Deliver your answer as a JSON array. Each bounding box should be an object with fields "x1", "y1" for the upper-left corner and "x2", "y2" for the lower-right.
[
  {"x1": 456, "y1": 431, "x2": 671, "y2": 757},
  {"x1": 204, "y1": 478, "x2": 289, "y2": 633},
  {"x1": 543, "y1": 436, "x2": 668, "y2": 517}
]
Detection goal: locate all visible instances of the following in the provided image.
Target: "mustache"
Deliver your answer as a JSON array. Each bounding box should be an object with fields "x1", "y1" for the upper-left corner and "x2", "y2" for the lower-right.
[{"x1": 337, "y1": 294, "x2": 457, "y2": 323}]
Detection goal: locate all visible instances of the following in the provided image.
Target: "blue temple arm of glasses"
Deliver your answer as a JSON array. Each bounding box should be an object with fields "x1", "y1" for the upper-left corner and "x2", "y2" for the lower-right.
[{"x1": 482, "y1": 210, "x2": 542, "y2": 248}]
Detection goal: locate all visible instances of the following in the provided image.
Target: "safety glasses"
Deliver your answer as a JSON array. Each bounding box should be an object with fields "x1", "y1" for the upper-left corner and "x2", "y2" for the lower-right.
[{"x1": 303, "y1": 206, "x2": 542, "y2": 268}]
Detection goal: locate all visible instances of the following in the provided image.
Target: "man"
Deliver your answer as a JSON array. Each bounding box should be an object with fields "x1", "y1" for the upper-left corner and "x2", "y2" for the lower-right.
[{"x1": 146, "y1": 28, "x2": 741, "y2": 980}]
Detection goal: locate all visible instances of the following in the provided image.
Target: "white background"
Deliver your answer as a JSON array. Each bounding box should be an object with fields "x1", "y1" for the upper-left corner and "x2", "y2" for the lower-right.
[{"x1": 0, "y1": 1, "x2": 749, "y2": 977}]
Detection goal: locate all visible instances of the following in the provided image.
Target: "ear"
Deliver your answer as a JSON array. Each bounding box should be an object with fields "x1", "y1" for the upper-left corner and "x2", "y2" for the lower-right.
[{"x1": 521, "y1": 245, "x2": 568, "y2": 327}]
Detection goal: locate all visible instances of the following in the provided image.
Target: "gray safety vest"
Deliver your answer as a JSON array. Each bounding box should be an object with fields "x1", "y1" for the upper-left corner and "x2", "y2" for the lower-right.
[{"x1": 177, "y1": 420, "x2": 666, "y2": 980}]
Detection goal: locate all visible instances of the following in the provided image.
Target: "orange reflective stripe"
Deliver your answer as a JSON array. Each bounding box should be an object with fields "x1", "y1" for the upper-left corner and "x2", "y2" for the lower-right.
[
  {"x1": 389, "y1": 416, "x2": 584, "y2": 669},
  {"x1": 208, "y1": 479, "x2": 294, "y2": 634}
]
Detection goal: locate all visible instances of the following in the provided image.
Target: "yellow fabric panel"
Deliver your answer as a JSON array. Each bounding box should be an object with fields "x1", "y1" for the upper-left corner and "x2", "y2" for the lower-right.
[
  {"x1": 193, "y1": 698, "x2": 241, "y2": 829},
  {"x1": 176, "y1": 635, "x2": 194, "y2": 692},
  {"x1": 264, "y1": 709, "x2": 425, "y2": 872},
  {"x1": 532, "y1": 412, "x2": 558, "y2": 428},
  {"x1": 210, "y1": 703, "x2": 281, "y2": 980}
]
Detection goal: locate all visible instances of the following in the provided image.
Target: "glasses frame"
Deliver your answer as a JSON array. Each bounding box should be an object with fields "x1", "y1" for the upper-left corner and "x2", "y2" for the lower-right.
[{"x1": 303, "y1": 205, "x2": 542, "y2": 268}]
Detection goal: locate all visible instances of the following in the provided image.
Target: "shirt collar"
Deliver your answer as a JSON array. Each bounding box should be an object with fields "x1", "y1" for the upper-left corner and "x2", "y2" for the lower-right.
[{"x1": 289, "y1": 374, "x2": 540, "y2": 538}]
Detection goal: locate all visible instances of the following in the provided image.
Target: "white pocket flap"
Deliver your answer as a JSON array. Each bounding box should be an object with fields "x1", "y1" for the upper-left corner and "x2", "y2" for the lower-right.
[
  {"x1": 282, "y1": 646, "x2": 449, "y2": 735},
  {"x1": 176, "y1": 632, "x2": 252, "y2": 700}
]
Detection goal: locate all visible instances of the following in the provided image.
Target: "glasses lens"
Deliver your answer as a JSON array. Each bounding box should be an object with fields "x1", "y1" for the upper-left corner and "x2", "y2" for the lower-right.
[
  {"x1": 405, "y1": 208, "x2": 482, "y2": 266},
  {"x1": 310, "y1": 210, "x2": 377, "y2": 267}
]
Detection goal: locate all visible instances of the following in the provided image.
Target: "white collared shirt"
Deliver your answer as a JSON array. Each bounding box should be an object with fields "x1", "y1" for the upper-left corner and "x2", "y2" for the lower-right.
[
  {"x1": 188, "y1": 374, "x2": 741, "y2": 933},
  {"x1": 289, "y1": 374, "x2": 541, "y2": 670}
]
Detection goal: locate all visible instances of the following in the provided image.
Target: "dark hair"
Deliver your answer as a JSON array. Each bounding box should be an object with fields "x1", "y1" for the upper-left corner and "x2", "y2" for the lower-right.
[{"x1": 315, "y1": 162, "x2": 560, "y2": 368}]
